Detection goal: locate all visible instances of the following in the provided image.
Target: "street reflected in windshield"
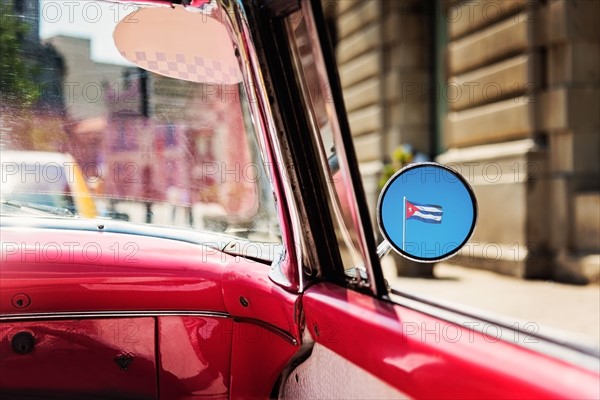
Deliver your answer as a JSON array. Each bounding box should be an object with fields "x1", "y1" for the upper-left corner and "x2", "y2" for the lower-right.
[{"x1": 0, "y1": 1, "x2": 280, "y2": 244}]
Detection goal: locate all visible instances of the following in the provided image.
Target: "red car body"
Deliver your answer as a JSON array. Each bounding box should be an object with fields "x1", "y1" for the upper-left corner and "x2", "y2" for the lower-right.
[
  {"x1": 2, "y1": 221, "x2": 598, "y2": 399},
  {"x1": 1, "y1": 0, "x2": 598, "y2": 399}
]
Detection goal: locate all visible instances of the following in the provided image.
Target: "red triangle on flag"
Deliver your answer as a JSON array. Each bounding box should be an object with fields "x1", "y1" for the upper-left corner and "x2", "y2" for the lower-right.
[{"x1": 406, "y1": 200, "x2": 417, "y2": 219}]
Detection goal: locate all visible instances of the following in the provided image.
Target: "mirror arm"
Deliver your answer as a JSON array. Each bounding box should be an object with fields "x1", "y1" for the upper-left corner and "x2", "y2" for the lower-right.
[
  {"x1": 327, "y1": 152, "x2": 339, "y2": 174},
  {"x1": 376, "y1": 240, "x2": 392, "y2": 260}
]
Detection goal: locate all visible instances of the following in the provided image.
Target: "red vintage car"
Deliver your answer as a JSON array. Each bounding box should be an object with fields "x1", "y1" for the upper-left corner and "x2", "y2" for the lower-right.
[{"x1": 0, "y1": 0, "x2": 598, "y2": 399}]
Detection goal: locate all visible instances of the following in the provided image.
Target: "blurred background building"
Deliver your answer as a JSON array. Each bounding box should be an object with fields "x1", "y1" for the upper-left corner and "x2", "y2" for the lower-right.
[
  {"x1": 1, "y1": 0, "x2": 255, "y2": 227},
  {"x1": 326, "y1": 0, "x2": 599, "y2": 283},
  {"x1": 2, "y1": 0, "x2": 598, "y2": 283}
]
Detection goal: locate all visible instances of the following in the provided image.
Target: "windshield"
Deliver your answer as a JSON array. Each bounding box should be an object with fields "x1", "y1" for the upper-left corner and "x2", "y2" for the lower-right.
[{"x1": 0, "y1": 0, "x2": 281, "y2": 245}]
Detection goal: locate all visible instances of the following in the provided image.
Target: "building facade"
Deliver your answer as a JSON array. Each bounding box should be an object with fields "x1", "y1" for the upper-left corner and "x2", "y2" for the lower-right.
[{"x1": 329, "y1": 0, "x2": 599, "y2": 283}]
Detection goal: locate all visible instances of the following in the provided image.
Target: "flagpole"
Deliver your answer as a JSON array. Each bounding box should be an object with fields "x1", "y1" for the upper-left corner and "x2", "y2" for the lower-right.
[{"x1": 402, "y1": 196, "x2": 406, "y2": 251}]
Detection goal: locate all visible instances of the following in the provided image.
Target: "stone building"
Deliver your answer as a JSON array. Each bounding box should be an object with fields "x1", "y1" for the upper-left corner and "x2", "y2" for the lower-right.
[{"x1": 328, "y1": 0, "x2": 599, "y2": 283}]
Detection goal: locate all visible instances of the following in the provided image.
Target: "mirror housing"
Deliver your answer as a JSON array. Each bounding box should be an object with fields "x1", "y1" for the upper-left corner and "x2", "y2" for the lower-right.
[{"x1": 377, "y1": 162, "x2": 477, "y2": 263}]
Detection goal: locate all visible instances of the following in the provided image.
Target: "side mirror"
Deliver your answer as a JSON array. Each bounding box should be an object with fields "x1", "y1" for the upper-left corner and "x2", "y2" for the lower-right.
[{"x1": 377, "y1": 162, "x2": 477, "y2": 262}]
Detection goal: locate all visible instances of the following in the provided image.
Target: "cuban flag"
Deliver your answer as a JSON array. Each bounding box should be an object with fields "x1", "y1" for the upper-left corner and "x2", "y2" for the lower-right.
[{"x1": 406, "y1": 200, "x2": 443, "y2": 224}]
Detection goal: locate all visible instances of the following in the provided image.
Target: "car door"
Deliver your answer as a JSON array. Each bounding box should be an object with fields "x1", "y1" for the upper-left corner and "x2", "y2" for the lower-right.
[{"x1": 244, "y1": 0, "x2": 600, "y2": 398}]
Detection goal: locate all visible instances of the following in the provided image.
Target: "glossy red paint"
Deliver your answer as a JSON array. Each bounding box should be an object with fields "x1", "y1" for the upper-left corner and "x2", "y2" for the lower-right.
[
  {"x1": 0, "y1": 225, "x2": 301, "y2": 398},
  {"x1": 0, "y1": 318, "x2": 157, "y2": 398},
  {"x1": 303, "y1": 283, "x2": 600, "y2": 399},
  {"x1": 221, "y1": 257, "x2": 301, "y2": 340},
  {"x1": 229, "y1": 320, "x2": 299, "y2": 399},
  {"x1": 0, "y1": 227, "x2": 232, "y2": 314},
  {"x1": 220, "y1": 253, "x2": 302, "y2": 398},
  {"x1": 157, "y1": 316, "x2": 232, "y2": 399}
]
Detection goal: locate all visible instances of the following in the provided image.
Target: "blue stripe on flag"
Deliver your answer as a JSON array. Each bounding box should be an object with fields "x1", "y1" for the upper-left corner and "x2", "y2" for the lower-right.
[{"x1": 411, "y1": 201, "x2": 443, "y2": 209}]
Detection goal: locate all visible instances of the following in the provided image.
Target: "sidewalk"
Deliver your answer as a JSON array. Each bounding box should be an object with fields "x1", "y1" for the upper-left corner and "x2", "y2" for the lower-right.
[{"x1": 382, "y1": 257, "x2": 600, "y2": 345}]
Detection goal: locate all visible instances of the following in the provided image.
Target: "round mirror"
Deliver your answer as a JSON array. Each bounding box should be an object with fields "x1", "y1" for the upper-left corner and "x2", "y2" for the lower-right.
[{"x1": 377, "y1": 162, "x2": 477, "y2": 262}]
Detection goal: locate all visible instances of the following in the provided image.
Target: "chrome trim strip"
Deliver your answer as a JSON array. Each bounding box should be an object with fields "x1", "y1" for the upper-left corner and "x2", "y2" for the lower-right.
[
  {"x1": 0, "y1": 310, "x2": 299, "y2": 346},
  {"x1": 233, "y1": 316, "x2": 299, "y2": 346},
  {"x1": 233, "y1": 0, "x2": 305, "y2": 292},
  {"x1": 294, "y1": 0, "x2": 387, "y2": 296},
  {"x1": 0, "y1": 310, "x2": 230, "y2": 321},
  {"x1": 389, "y1": 290, "x2": 600, "y2": 372}
]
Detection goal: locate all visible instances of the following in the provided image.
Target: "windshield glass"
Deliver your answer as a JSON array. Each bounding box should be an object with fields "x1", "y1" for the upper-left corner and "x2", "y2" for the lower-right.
[{"x1": 0, "y1": 0, "x2": 281, "y2": 245}]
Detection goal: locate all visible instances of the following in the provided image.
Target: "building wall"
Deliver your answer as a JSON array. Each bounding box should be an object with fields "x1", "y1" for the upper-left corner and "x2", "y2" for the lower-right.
[
  {"x1": 46, "y1": 36, "x2": 126, "y2": 121},
  {"x1": 332, "y1": 0, "x2": 599, "y2": 282},
  {"x1": 331, "y1": 0, "x2": 431, "y2": 219},
  {"x1": 439, "y1": 0, "x2": 551, "y2": 278}
]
